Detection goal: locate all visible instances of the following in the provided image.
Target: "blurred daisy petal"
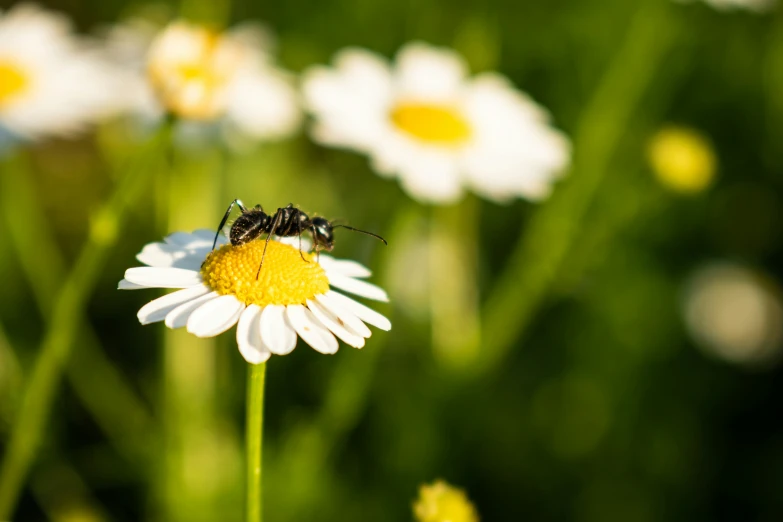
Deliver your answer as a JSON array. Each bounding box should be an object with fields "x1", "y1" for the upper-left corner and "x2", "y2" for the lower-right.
[{"x1": 303, "y1": 41, "x2": 570, "y2": 205}]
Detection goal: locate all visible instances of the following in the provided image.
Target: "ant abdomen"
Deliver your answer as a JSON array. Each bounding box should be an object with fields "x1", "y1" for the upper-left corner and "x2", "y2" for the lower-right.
[{"x1": 230, "y1": 209, "x2": 269, "y2": 246}]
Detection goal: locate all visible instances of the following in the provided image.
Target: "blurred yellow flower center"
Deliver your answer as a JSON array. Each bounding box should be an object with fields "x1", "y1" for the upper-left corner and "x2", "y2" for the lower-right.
[
  {"x1": 648, "y1": 127, "x2": 716, "y2": 194},
  {"x1": 0, "y1": 60, "x2": 29, "y2": 107},
  {"x1": 148, "y1": 23, "x2": 238, "y2": 120},
  {"x1": 201, "y1": 240, "x2": 329, "y2": 306},
  {"x1": 391, "y1": 103, "x2": 471, "y2": 144}
]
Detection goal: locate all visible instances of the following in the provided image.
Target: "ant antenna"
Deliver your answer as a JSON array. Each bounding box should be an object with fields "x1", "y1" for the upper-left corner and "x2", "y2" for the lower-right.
[
  {"x1": 333, "y1": 225, "x2": 388, "y2": 245},
  {"x1": 213, "y1": 199, "x2": 247, "y2": 251}
]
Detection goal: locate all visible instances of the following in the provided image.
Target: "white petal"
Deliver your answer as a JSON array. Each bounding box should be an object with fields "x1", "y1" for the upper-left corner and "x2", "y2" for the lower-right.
[
  {"x1": 318, "y1": 256, "x2": 372, "y2": 278},
  {"x1": 118, "y1": 279, "x2": 146, "y2": 290},
  {"x1": 303, "y1": 48, "x2": 392, "y2": 116},
  {"x1": 236, "y1": 305, "x2": 271, "y2": 364},
  {"x1": 224, "y1": 68, "x2": 301, "y2": 140},
  {"x1": 327, "y1": 272, "x2": 389, "y2": 302},
  {"x1": 260, "y1": 304, "x2": 297, "y2": 355},
  {"x1": 165, "y1": 291, "x2": 220, "y2": 328},
  {"x1": 285, "y1": 304, "x2": 339, "y2": 354},
  {"x1": 326, "y1": 290, "x2": 391, "y2": 331},
  {"x1": 395, "y1": 42, "x2": 468, "y2": 100},
  {"x1": 314, "y1": 293, "x2": 372, "y2": 338},
  {"x1": 277, "y1": 235, "x2": 313, "y2": 252},
  {"x1": 307, "y1": 299, "x2": 365, "y2": 348},
  {"x1": 164, "y1": 231, "x2": 200, "y2": 246},
  {"x1": 397, "y1": 151, "x2": 463, "y2": 204},
  {"x1": 163, "y1": 229, "x2": 226, "y2": 248},
  {"x1": 137, "y1": 285, "x2": 211, "y2": 325},
  {"x1": 123, "y1": 267, "x2": 202, "y2": 288},
  {"x1": 192, "y1": 228, "x2": 223, "y2": 242},
  {"x1": 186, "y1": 295, "x2": 245, "y2": 338},
  {"x1": 136, "y1": 241, "x2": 207, "y2": 270}
]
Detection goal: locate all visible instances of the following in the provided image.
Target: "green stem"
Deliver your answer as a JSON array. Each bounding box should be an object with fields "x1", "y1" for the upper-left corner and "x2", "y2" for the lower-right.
[
  {"x1": 246, "y1": 362, "x2": 267, "y2": 522},
  {"x1": 475, "y1": 0, "x2": 679, "y2": 376},
  {"x1": 429, "y1": 197, "x2": 481, "y2": 370},
  {"x1": 160, "y1": 142, "x2": 225, "y2": 521},
  {"x1": 0, "y1": 123, "x2": 172, "y2": 518},
  {"x1": 0, "y1": 152, "x2": 156, "y2": 466}
]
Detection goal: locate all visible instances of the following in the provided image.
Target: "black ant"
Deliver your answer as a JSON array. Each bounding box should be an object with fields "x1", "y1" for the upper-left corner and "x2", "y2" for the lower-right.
[{"x1": 210, "y1": 200, "x2": 387, "y2": 279}]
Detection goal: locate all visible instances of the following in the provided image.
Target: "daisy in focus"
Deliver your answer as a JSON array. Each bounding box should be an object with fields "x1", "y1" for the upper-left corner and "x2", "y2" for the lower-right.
[
  {"x1": 0, "y1": 4, "x2": 116, "y2": 141},
  {"x1": 119, "y1": 230, "x2": 390, "y2": 363},
  {"x1": 302, "y1": 42, "x2": 570, "y2": 204},
  {"x1": 104, "y1": 18, "x2": 301, "y2": 142}
]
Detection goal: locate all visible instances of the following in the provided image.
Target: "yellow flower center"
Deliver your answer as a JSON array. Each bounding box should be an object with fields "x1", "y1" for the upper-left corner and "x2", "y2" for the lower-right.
[
  {"x1": 0, "y1": 59, "x2": 29, "y2": 107},
  {"x1": 390, "y1": 103, "x2": 471, "y2": 144},
  {"x1": 200, "y1": 240, "x2": 330, "y2": 306}
]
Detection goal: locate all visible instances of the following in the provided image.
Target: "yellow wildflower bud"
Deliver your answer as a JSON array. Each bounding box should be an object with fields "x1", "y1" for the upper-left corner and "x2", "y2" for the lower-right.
[
  {"x1": 413, "y1": 479, "x2": 479, "y2": 522},
  {"x1": 647, "y1": 126, "x2": 717, "y2": 194}
]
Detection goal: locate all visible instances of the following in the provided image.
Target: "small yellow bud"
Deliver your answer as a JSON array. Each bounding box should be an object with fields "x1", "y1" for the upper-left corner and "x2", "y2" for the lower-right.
[
  {"x1": 89, "y1": 208, "x2": 118, "y2": 246},
  {"x1": 413, "y1": 479, "x2": 479, "y2": 522},
  {"x1": 647, "y1": 126, "x2": 717, "y2": 194}
]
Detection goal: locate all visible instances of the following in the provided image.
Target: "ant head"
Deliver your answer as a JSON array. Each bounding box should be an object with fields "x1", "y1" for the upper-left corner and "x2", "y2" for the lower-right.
[{"x1": 311, "y1": 217, "x2": 334, "y2": 251}]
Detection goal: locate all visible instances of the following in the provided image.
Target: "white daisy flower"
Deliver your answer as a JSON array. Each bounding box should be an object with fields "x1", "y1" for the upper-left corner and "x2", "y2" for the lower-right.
[
  {"x1": 0, "y1": 4, "x2": 117, "y2": 140},
  {"x1": 119, "y1": 230, "x2": 391, "y2": 363},
  {"x1": 103, "y1": 19, "x2": 301, "y2": 141},
  {"x1": 674, "y1": 0, "x2": 775, "y2": 12},
  {"x1": 302, "y1": 42, "x2": 570, "y2": 204},
  {"x1": 683, "y1": 263, "x2": 783, "y2": 366}
]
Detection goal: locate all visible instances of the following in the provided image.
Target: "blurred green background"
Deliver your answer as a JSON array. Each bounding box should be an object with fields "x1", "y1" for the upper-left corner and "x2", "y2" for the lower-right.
[{"x1": 2, "y1": 0, "x2": 783, "y2": 520}]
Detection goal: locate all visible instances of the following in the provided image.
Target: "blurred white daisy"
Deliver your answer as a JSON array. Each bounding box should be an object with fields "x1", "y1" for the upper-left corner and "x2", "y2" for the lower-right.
[
  {"x1": 683, "y1": 263, "x2": 783, "y2": 366},
  {"x1": 302, "y1": 42, "x2": 570, "y2": 204},
  {"x1": 119, "y1": 230, "x2": 390, "y2": 363},
  {"x1": 0, "y1": 4, "x2": 116, "y2": 140},
  {"x1": 675, "y1": 0, "x2": 775, "y2": 11},
  {"x1": 103, "y1": 18, "x2": 301, "y2": 142}
]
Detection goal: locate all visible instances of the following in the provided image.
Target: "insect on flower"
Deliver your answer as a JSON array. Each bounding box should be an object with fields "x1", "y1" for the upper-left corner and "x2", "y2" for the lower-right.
[{"x1": 211, "y1": 200, "x2": 387, "y2": 278}]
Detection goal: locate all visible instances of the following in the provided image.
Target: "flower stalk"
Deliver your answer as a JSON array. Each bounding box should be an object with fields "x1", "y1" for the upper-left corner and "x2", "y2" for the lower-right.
[
  {"x1": 246, "y1": 362, "x2": 267, "y2": 522},
  {"x1": 477, "y1": 0, "x2": 680, "y2": 377},
  {"x1": 0, "y1": 122, "x2": 172, "y2": 518}
]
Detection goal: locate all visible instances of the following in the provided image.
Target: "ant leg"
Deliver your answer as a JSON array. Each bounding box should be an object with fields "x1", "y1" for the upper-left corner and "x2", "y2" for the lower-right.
[
  {"x1": 213, "y1": 199, "x2": 246, "y2": 250},
  {"x1": 256, "y1": 211, "x2": 282, "y2": 280},
  {"x1": 311, "y1": 224, "x2": 321, "y2": 263},
  {"x1": 298, "y1": 230, "x2": 309, "y2": 263}
]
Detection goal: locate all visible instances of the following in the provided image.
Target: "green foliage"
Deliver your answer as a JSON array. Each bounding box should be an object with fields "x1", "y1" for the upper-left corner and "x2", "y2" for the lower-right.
[{"x1": 1, "y1": 0, "x2": 782, "y2": 521}]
